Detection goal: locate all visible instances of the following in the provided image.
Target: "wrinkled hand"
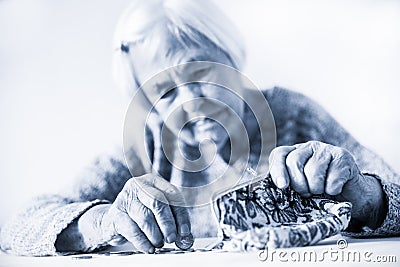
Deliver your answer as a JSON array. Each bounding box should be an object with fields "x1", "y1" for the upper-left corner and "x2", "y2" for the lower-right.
[
  {"x1": 269, "y1": 141, "x2": 386, "y2": 229},
  {"x1": 101, "y1": 174, "x2": 192, "y2": 253}
]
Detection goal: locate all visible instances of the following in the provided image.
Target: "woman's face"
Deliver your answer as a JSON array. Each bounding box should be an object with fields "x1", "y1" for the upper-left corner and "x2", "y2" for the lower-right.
[{"x1": 131, "y1": 44, "x2": 245, "y2": 147}]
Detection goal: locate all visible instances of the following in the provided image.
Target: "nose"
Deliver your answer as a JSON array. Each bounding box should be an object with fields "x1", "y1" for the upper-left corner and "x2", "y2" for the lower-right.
[
  {"x1": 182, "y1": 99, "x2": 202, "y2": 114},
  {"x1": 180, "y1": 85, "x2": 203, "y2": 114}
]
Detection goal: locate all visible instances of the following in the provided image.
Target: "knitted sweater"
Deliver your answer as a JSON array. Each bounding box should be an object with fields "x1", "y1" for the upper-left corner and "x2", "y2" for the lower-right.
[{"x1": 1, "y1": 87, "x2": 399, "y2": 256}]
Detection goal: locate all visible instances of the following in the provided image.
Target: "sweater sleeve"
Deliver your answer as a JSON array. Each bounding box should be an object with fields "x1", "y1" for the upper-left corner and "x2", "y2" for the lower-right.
[
  {"x1": 0, "y1": 196, "x2": 108, "y2": 256},
  {"x1": 343, "y1": 178, "x2": 400, "y2": 238},
  {"x1": 0, "y1": 147, "x2": 145, "y2": 256},
  {"x1": 266, "y1": 87, "x2": 400, "y2": 237}
]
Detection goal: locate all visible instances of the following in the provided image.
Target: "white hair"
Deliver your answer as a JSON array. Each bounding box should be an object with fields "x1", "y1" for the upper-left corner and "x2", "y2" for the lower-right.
[{"x1": 112, "y1": 0, "x2": 246, "y2": 95}]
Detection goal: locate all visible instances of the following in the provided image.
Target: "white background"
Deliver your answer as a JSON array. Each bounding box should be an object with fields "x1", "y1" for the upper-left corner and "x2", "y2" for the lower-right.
[{"x1": 0, "y1": 0, "x2": 399, "y2": 225}]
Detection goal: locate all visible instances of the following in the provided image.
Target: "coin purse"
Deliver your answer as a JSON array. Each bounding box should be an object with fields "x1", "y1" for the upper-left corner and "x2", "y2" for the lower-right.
[{"x1": 210, "y1": 171, "x2": 352, "y2": 252}]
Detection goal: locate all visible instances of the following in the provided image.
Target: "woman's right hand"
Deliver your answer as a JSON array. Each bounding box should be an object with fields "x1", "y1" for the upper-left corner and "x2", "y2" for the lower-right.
[{"x1": 100, "y1": 174, "x2": 192, "y2": 253}]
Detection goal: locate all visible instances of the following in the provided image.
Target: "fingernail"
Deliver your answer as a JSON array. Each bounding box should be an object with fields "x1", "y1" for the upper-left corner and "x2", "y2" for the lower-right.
[
  {"x1": 179, "y1": 224, "x2": 190, "y2": 235},
  {"x1": 147, "y1": 247, "x2": 155, "y2": 254},
  {"x1": 277, "y1": 177, "x2": 287, "y2": 188},
  {"x1": 166, "y1": 233, "x2": 176, "y2": 243}
]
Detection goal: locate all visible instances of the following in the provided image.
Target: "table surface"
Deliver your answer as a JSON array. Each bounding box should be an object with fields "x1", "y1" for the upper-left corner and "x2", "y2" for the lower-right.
[{"x1": 1, "y1": 235, "x2": 399, "y2": 267}]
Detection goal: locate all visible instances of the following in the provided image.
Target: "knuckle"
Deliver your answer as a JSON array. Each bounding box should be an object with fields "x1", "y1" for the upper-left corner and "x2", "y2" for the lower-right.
[
  {"x1": 286, "y1": 151, "x2": 302, "y2": 170},
  {"x1": 269, "y1": 149, "x2": 275, "y2": 160},
  {"x1": 285, "y1": 150, "x2": 295, "y2": 165},
  {"x1": 271, "y1": 146, "x2": 290, "y2": 157},
  {"x1": 331, "y1": 146, "x2": 351, "y2": 160},
  {"x1": 335, "y1": 147, "x2": 346, "y2": 158},
  {"x1": 138, "y1": 173, "x2": 154, "y2": 180},
  {"x1": 333, "y1": 155, "x2": 354, "y2": 173},
  {"x1": 306, "y1": 140, "x2": 320, "y2": 148},
  {"x1": 340, "y1": 150, "x2": 354, "y2": 163},
  {"x1": 269, "y1": 149, "x2": 278, "y2": 164},
  {"x1": 164, "y1": 184, "x2": 180, "y2": 195},
  {"x1": 124, "y1": 178, "x2": 138, "y2": 190},
  {"x1": 270, "y1": 146, "x2": 280, "y2": 155},
  {"x1": 118, "y1": 181, "x2": 140, "y2": 204},
  {"x1": 305, "y1": 140, "x2": 316, "y2": 146},
  {"x1": 114, "y1": 190, "x2": 134, "y2": 211},
  {"x1": 269, "y1": 147, "x2": 279, "y2": 158},
  {"x1": 136, "y1": 174, "x2": 157, "y2": 187}
]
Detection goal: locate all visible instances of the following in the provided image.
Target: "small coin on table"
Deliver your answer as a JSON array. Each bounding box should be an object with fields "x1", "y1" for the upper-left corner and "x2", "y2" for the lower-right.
[{"x1": 175, "y1": 233, "x2": 194, "y2": 250}]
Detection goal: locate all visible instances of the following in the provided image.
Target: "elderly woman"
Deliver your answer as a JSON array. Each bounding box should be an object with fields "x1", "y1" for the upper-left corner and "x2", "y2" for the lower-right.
[{"x1": 1, "y1": 0, "x2": 399, "y2": 256}]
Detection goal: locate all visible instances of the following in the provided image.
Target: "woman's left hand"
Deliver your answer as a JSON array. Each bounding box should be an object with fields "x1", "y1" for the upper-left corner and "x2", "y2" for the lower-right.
[{"x1": 269, "y1": 141, "x2": 386, "y2": 230}]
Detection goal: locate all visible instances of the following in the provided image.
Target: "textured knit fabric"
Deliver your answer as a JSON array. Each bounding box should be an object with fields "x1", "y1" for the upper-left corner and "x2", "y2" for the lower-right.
[{"x1": 1, "y1": 87, "x2": 399, "y2": 256}]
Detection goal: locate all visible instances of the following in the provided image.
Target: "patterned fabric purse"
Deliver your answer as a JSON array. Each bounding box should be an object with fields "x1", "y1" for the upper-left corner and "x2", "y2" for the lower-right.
[{"x1": 214, "y1": 176, "x2": 352, "y2": 251}]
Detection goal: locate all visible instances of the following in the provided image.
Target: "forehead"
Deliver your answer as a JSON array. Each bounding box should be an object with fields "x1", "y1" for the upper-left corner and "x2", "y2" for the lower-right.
[{"x1": 131, "y1": 38, "x2": 232, "y2": 85}]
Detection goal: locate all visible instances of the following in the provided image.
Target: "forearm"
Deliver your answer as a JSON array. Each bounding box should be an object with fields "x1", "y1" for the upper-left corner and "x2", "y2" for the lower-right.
[
  {"x1": 327, "y1": 131, "x2": 399, "y2": 232},
  {"x1": 0, "y1": 195, "x2": 107, "y2": 256},
  {"x1": 55, "y1": 204, "x2": 114, "y2": 252},
  {"x1": 345, "y1": 174, "x2": 387, "y2": 231},
  {"x1": 321, "y1": 120, "x2": 399, "y2": 234},
  {"x1": 344, "y1": 178, "x2": 400, "y2": 237}
]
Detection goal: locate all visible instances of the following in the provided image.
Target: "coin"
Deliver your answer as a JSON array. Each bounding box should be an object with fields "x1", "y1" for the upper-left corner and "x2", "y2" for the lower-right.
[
  {"x1": 175, "y1": 233, "x2": 194, "y2": 250},
  {"x1": 71, "y1": 255, "x2": 93, "y2": 260}
]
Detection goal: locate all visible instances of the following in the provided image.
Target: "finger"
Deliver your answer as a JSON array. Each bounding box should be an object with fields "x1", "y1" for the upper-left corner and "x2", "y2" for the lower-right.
[
  {"x1": 136, "y1": 184, "x2": 177, "y2": 243},
  {"x1": 269, "y1": 146, "x2": 296, "y2": 189},
  {"x1": 153, "y1": 177, "x2": 192, "y2": 236},
  {"x1": 285, "y1": 145, "x2": 314, "y2": 197},
  {"x1": 325, "y1": 148, "x2": 354, "y2": 195},
  {"x1": 170, "y1": 205, "x2": 191, "y2": 236},
  {"x1": 125, "y1": 198, "x2": 164, "y2": 248},
  {"x1": 114, "y1": 211, "x2": 155, "y2": 254},
  {"x1": 153, "y1": 175, "x2": 186, "y2": 206},
  {"x1": 303, "y1": 147, "x2": 332, "y2": 194},
  {"x1": 108, "y1": 236, "x2": 127, "y2": 246}
]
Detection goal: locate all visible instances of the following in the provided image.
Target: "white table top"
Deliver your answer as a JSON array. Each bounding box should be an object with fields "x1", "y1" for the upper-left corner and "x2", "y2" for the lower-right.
[{"x1": 1, "y1": 235, "x2": 399, "y2": 267}]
